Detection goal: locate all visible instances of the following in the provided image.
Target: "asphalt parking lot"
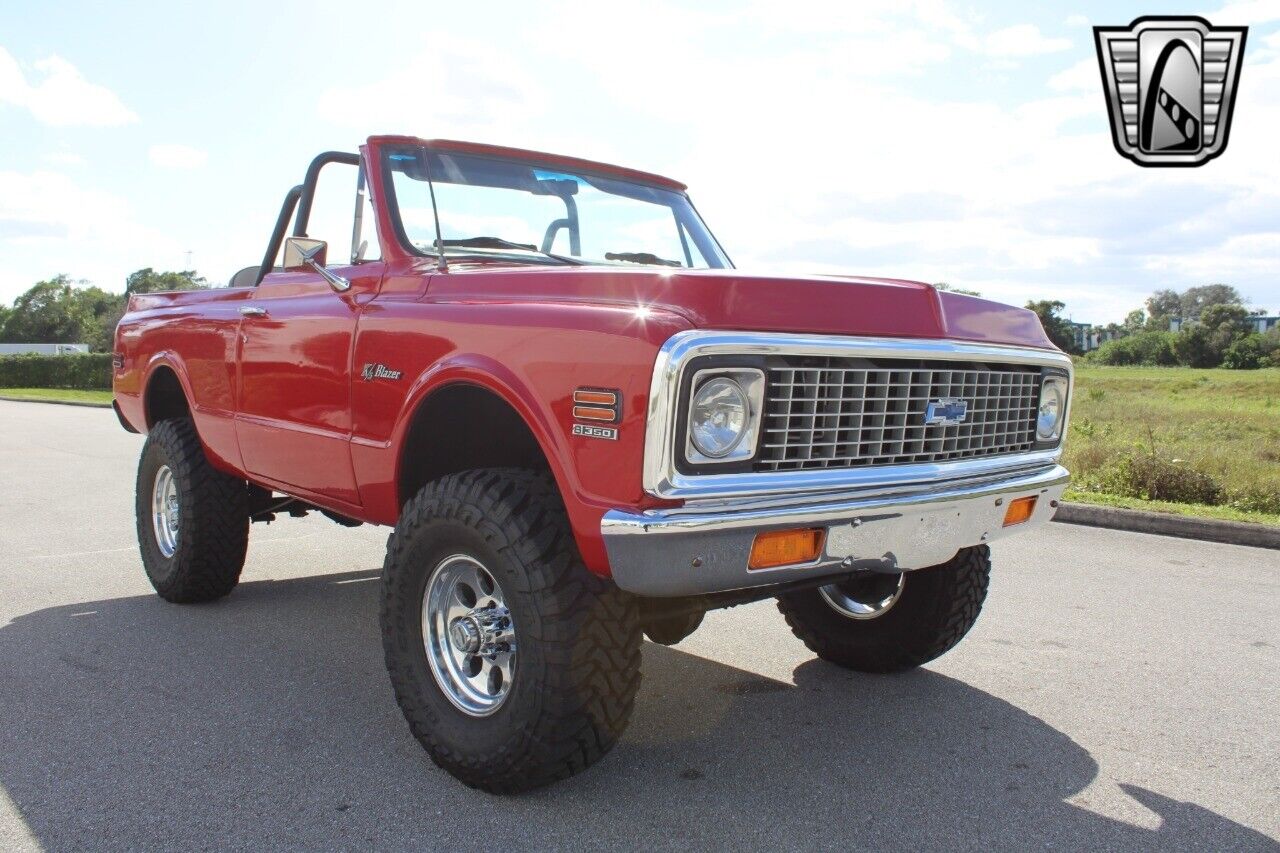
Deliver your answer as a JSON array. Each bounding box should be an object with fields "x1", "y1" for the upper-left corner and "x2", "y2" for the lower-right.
[{"x1": 0, "y1": 400, "x2": 1277, "y2": 851}]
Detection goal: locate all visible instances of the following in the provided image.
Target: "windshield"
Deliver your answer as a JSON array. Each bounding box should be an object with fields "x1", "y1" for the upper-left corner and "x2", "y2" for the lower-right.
[{"x1": 383, "y1": 147, "x2": 730, "y2": 269}]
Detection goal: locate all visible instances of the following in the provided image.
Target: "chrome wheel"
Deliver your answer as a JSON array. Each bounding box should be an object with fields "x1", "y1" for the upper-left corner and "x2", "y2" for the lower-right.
[
  {"x1": 820, "y1": 572, "x2": 905, "y2": 620},
  {"x1": 151, "y1": 464, "x2": 180, "y2": 558},
  {"x1": 422, "y1": 554, "x2": 516, "y2": 717}
]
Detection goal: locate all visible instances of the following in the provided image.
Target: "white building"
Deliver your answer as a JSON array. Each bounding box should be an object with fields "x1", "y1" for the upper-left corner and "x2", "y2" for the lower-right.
[
  {"x1": 1169, "y1": 316, "x2": 1279, "y2": 334},
  {"x1": 1069, "y1": 322, "x2": 1119, "y2": 352},
  {"x1": 1249, "y1": 315, "x2": 1280, "y2": 335},
  {"x1": 0, "y1": 343, "x2": 90, "y2": 355}
]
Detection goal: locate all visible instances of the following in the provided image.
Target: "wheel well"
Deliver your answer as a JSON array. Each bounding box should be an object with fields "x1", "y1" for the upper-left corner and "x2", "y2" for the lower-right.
[
  {"x1": 398, "y1": 384, "x2": 551, "y2": 509},
  {"x1": 144, "y1": 366, "x2": 190, "y2": 428}
]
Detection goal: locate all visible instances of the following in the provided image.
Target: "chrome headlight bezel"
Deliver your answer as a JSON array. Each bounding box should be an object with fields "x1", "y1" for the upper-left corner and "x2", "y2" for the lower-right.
[
  {"x1": 1036, "y1": 372, "x2": 1070, "y2": 444},
  {"x1": 682, "y1": 367, "x2": 766, "y2": 467}
]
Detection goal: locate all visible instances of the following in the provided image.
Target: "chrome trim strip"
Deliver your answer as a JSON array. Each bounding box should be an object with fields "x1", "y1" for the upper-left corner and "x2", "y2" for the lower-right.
[
  {"x1": 643, "y1": 331, "x2": 1073, "y2": 500},
  {"x1": 611, "y1": 465, "x2": 1069, "y2": 535},
  {"x1": 667, "y1": 459, "x2": 1061, "y2": 516}
]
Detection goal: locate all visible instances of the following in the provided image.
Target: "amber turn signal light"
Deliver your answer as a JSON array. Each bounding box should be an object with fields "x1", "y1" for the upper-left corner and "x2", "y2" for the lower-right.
[
  {"x1": 748, "y1": 528, "x2": 825, "y2": 570},
  {"x1": 573, "y1": 388, "x2": 620, "y2": 423},
  {"x1": 573, "y1": 406, "x2": 616, "y2": 421},
  {"x1": 573, "y1": 390, "x2": 616, "y2": 406},
  {"x1": 1002, "y1": 496, "x2": 1038, "y2": 527}
]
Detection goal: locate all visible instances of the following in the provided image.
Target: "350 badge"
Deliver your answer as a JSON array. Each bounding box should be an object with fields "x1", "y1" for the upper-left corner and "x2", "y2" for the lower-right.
[{"x1": 572, "y1": 423, "x2": 618, "y2": 441}]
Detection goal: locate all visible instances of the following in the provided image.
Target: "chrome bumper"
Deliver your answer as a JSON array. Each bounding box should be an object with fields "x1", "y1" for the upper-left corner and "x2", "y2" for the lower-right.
[{"x1": 601, "y1": 465, "x2": 1069, "y2": 597}]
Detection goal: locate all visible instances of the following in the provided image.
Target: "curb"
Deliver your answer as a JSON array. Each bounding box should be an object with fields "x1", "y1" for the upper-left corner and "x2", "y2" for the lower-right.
[
  {"x1": 1053, "y1": 502, "x2": 1280, "y2": 550},
  {"x1": 0, "y1": 395, "x2": 112, "y2": 409}
]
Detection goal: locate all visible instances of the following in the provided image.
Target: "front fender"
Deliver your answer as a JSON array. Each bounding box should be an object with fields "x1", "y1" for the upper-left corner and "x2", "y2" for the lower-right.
[{"x1": 349, "y1": 300, "x2": 692, "y2": 575}]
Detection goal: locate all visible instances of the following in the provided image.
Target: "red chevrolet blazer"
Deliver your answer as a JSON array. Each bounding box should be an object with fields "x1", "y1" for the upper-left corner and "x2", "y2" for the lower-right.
[{"x1": 113, "y1": 135, "x2": 1072, "y2": 792}]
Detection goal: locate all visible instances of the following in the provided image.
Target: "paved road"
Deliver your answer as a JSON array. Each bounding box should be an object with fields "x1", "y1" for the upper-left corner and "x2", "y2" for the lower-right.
[{"x1": 0, "y1": 400, "x2": 1277, "y2": 851}]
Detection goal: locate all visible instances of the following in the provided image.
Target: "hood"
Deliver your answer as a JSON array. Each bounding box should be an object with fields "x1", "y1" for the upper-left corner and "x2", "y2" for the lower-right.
[{"x1": 426, "y1": 264, "x2": 1057, "y2": 350}]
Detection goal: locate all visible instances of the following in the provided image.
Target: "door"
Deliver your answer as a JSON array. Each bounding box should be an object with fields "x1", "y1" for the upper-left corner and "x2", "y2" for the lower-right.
[
  {"x1": 235, "y1": 266, "x2": 381, "y2": 504},
  {"x1": 233, "y1": 154, "x2": 384, "y2": 505}
]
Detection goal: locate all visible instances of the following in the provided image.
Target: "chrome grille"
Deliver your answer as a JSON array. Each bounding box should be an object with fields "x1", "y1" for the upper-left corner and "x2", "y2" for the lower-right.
[{"x1": 757, "y1": 357, "x2": 1039, "y2": 472}]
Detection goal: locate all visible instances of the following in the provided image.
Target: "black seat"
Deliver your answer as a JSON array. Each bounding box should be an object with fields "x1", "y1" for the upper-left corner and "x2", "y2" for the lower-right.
[{"x1": 228, "y1": 266, "x2": 261, "y2": 288}]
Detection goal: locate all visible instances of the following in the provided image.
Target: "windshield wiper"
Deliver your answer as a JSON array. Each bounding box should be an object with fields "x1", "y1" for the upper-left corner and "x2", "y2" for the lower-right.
[
  {"x1": 604, "y1": 251, "x2": 682, "y2": 268},
  {"x1": 441, "y1": 236, "x2": 585, "y2": 265}
]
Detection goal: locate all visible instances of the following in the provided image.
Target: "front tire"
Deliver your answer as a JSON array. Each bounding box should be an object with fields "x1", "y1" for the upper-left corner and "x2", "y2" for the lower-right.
[
  {"x1": 380, "y1": 469, "x2": 641, "y2": 793},
  {"x1": 135, "y1": 418, "x2": 249, "y2": 603},
  {"x1": 777, "y1": 546, "x2": 992, "y2": 673}
]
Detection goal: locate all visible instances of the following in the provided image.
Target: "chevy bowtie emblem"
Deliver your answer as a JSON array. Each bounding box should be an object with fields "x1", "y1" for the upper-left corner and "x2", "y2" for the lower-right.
[
  {"x1": 925, "y1": 398, "x2": 968, "y2": 426},
  {"x1": 1094, "y1": 16, "x2": 1247, "y2": 167}
]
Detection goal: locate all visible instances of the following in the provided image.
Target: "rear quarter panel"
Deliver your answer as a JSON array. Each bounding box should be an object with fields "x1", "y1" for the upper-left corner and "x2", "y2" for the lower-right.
[{"x1": 113, "y1": 288, "x2": 254, "y2": 474}]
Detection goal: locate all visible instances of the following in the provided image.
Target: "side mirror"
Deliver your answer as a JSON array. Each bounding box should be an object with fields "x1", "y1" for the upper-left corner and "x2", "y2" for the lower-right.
[
  {"x1": 283, "y1": 236, "x2": 327, "y2": 271},
  {"x1": 282, "y1": 237, "x2": 350, "y2": 292}
]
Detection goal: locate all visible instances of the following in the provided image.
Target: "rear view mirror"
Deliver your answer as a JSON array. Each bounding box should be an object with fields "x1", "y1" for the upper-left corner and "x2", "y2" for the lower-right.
[{"x1": 282, "y1": 237, "x2": 350, "y2": 292}]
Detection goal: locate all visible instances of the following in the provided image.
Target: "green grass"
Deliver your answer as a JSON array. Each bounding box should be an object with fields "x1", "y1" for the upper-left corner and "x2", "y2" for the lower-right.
[
  {"x1": 1065, "y1": 365, "x2": 1280, "y2": 525},
  {"x1": 0, "y1": 387, "x2": 113, "y2": 405},
  {"x1": 1064, "y1": 488, "x2": 1280, "y2": 526}
]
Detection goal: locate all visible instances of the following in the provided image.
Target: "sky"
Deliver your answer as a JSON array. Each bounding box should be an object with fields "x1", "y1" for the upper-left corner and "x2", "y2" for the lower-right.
[{"x1": 1, "y1": 0, "x2": 1278, "y2": 324}]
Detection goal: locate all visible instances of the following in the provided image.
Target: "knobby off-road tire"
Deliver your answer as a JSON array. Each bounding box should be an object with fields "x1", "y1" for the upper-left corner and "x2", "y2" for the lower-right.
[
  {"x1": 135, "y1": 418, "x2": 249, "y2": 603},
  {"x1": 381, "y1": 468, "x2": 641, "y2": 794},
  {"x1": 777, "y1": 545, "x2": 992, "y2": 673}
]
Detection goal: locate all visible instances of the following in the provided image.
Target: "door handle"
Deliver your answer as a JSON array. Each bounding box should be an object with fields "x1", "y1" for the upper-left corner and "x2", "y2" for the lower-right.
[{"x1": 240, "y1": 306, "x2": 268, "y2": 318}]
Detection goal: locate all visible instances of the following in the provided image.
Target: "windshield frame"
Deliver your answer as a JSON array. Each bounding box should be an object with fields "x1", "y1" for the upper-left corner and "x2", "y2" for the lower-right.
[{"x1": 379, "y1": 144, "x2": 733, "y2": 270}]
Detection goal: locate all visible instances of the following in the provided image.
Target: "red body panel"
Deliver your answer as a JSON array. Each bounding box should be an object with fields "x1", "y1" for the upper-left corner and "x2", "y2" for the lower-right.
[{"x1": 113, "y1": 136, "x2": 1059, "y2": 577}]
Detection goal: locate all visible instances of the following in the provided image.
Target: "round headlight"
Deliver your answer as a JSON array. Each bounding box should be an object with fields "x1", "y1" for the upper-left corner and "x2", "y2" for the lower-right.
[
  {"x1": 690, "y1": 377, "x2": 749, "y2": 458},
  {"x1": 1037, "y1": 379, "x2": 1066, "y2": 440}
]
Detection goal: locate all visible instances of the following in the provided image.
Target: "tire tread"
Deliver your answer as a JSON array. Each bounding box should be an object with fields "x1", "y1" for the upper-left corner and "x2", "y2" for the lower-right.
[
  {"x1": 135, "y1": 418, "x2": 248, "y2": 603},
  {"x1": 380, "y1": 468, "x2": 641, "y2": 793},
  {"x1": 777, "y1": 546, "x2": 991, "y2": 673}
]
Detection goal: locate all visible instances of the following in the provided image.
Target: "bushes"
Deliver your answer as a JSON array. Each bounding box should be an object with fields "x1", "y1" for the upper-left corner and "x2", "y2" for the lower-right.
[
  {"x1": 0, "y1": 353, "x2": 113, "y2": 389},
  {"x1": 1088, "y1": 326, "x2": 1276, "y2": 370},
  {"x1": 1171, "y1": 325, "x2": 1219, "y2": 368},
  {"x1": 1222, "y1": 334, "x2": 1266, "y2": 370},
  {"x1": 1083, "y1": 316, "x2": 1278, "y2": 370},
  {"x1": 1088, "y1": 331, "x2": 1178, "y2": 366},
  {"x1": 1073, "y1": 444, "x2": 1280, "y2": 514},
  {"x1": 1080, "y1": 452, "x2": 1224, "y2": 504},
  {"x1": 1227, "y1": 482, "x2": 1280, "y2": 515}
]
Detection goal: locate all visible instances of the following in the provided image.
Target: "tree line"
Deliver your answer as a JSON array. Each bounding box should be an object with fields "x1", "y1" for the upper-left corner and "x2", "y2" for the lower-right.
[
  {"x1": 1088, "y1": 284, "x2": 1278, "y2": 369},
  {"x1": 0, "y1": 270, "x2": 209, "y2": 353},
  {"x1": 1025, "y1": 285, "x2": 1278, "y2": 369}
]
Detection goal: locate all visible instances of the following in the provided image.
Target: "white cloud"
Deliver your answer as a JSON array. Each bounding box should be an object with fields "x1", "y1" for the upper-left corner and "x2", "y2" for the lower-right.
[
  {"x1": 1215, "y1": 0, "x2": 1280, "y2": 24},
  {"x1": 0, "y1": 170, "x2": 179, "y2": 301},
  {"x1": 43, "y1": 152, "x2": 86, "y2": 167},
  {"x1": 983, "y1": 24, "x2": 1071, "y2": 57},
  {"x1": 1049, "y1": 58, "x2": 1100, "y2": 92},
  {"x1": 148, "y1": 144, "x2": 208, "y2": 170},
  {"x1": 0, "y1": 46, "x2": 136, "y2": 127},
  {"x1": 316, "y1": 40, "x2": 542, "y2": 140}
]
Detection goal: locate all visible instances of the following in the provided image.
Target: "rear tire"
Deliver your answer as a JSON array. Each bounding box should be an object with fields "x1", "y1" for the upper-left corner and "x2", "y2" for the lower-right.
[
  {"x1": 381, "y1": 468, "x2": 641, "y2": 793},
  {"x1": 777, "y1": 546, "x2": 991, "y2": 673},
  {"x1": 135, "y1": 418, "x2": 249, "y2": 603}
]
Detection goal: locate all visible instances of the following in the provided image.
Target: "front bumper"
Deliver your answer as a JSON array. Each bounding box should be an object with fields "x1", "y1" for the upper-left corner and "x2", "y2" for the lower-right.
[{"x1": 601, "y1": 464, "x2": 1069, "y2": 597}]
